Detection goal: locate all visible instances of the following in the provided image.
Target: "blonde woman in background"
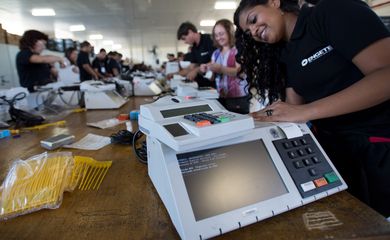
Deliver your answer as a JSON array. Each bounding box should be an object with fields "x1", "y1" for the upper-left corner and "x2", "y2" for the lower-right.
[{"x1": 200, "y1": 19, "x2": 249, "y2": 114}]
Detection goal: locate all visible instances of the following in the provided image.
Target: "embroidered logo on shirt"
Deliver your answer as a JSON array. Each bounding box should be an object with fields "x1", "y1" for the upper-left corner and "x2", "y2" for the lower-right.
[
  {"x1": 301, "y1": 45, "x2": 333, "y2": 67},
  {"x1": 201, "y1": 51, "x2": 209, "y2": 56}
]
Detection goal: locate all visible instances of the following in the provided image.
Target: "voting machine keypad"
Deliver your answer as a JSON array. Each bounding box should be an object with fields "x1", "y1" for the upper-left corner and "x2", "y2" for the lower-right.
[
  {"x1": 273, "y1": 134, "x2": 342, "y2": 198},
  {"x1": 184, "y1": 112, "x2": 234, "y2": 127}
]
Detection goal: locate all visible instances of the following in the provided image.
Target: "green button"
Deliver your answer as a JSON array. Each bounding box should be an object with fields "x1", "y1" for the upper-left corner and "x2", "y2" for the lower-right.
[
  {"x1": 218, "y1": 116, "x2": 230, "y2": 123},
  {"x1": 324, "y1": 172, "x2": 339, "y2": 183}
]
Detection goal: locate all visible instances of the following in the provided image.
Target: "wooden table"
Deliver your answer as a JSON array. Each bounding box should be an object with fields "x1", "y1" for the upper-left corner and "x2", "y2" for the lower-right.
[{"x1": 1, "y1": 97, "x2": 390, "y2": 240}]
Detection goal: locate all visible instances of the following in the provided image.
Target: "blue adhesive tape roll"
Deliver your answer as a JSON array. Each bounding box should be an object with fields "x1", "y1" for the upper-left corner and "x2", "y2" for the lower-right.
[
  {"x1": 0, "y1": 130, "x2": 11, "y2": 139},
  {"x1": 130, "y1": 110, "x2": 139, "y2": 120}
]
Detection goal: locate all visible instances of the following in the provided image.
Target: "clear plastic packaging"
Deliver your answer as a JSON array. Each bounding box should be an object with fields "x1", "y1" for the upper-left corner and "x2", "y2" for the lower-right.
[
  {"x1": 0, "y1": 152, "x2": 74, "y2": 220},
  {"x1": 0, "y1": 152, "x2": 112, "y2": 221}
]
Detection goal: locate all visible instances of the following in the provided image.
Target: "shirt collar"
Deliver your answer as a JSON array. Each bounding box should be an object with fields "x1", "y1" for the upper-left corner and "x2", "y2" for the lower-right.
[
  {"x1": 194, "y1": 33, "x2": 204, "y2": 47},
  {"x1": 289, "y1": 5, "x2": 312, "y2": 41}
]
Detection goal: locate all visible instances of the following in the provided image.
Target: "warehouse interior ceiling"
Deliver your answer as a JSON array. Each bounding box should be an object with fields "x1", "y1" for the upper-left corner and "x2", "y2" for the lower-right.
[
  {"x1": 0, "y1": 0, "x2": 239, "y2": 59},
  {"x1": 0, "y1": 0, "x2": 389, "y2": 61}
]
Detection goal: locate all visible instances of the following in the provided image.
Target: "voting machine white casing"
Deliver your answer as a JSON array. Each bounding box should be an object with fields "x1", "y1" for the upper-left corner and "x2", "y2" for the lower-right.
[
  {"x1": 140, "y1": 97, "x2": 347, "y2": 240},
  {"x1": 132, "y1": 76, "x2": 163, "y2": 96},
  {"x1": 139, "y1": 97, "x2": 255, "y2": 152},
  {"x1": 176, "y1": 85, "x2": 219, "y2": 99},
  {"x1": 80, "y1": 80, "x2": 128, "y2": 109}
]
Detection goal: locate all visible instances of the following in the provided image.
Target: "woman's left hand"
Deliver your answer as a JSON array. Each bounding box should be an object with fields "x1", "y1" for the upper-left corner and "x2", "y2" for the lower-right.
[{"x1": 251, "y1": 101, "x2": 312, "y2": 123}]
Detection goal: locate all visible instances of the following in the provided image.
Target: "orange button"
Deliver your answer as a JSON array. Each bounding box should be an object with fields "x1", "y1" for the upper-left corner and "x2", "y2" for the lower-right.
[
  {"x1": 196, "y1": 120, "x2": 211, "y2": 127},
  {"x1": 314, "y1": 177, "x2": 328, "y2": 188}
]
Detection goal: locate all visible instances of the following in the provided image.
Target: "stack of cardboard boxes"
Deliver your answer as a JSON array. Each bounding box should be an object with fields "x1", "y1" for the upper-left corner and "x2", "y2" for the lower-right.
[
  {"x1": 6, "y1": 33, "x2": 21, "y2": 46},
  {"x1": 0, "y1": 24, "x2": 21, "y2": 45},
  {"x1": 0, "y1": 24, "x2": 7, "y2": 44}
]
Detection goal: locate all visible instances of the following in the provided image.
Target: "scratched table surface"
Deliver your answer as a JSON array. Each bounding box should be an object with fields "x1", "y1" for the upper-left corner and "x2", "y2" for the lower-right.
[{"x1": 1, "y1": 97, "x2": 390, "y2": 240}]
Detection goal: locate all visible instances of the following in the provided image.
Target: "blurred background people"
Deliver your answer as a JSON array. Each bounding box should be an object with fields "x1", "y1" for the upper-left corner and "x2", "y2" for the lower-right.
[
  {"x1": 16, "y1": 30, "x2": 65, "y2": 92},
  {"x1": 105, "y1": 51, "x2": 121, "y2": 77},
  {"x1": 92, "y1": 48, "x2": 107, "y2": 79},
  {"x1": 200, "y1": 19, "x2": 249, "y2": 113},
  {"x1": 176, "y1": 21, "x2": 216, "y2": 87},
  {"x1": 77, "y1": 41, "x2": 97, "y2": 81}
]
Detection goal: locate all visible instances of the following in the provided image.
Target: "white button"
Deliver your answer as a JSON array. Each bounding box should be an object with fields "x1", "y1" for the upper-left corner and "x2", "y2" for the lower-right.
[{"x1": 301, "y1": 181, "x2": 316, "y2": 192}]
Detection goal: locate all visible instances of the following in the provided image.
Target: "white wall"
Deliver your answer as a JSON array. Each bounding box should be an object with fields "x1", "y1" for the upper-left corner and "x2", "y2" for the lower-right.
[{"x1": 0, "y1": 43, "x2": 19, "y2": 89}]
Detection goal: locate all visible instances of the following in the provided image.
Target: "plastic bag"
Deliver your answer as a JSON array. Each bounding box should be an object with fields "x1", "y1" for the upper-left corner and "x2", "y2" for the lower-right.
[
  {"x1": 0, "y1": 152, "x2": 74, "y2": 220},
  {"x1": 0, "y1": 152, "x2": 112, "y2": 221}
]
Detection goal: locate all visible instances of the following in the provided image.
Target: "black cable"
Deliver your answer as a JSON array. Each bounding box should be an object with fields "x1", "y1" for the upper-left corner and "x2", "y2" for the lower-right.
[
  {"x1": 110, "y1": 130, "x2": 134, "y2": 145},
  {"x1": 0, "y1": 92, "x2": 27, "y2": 106},
  {"x1": 57, "y1": 89, "x2": 81, "y2": 107},
  {"x1": 1, "y1": 91, "x2": 45, "y2": 127},
  {"x1": 132, "y1": 129, "x2": 148, "y2": 164},
  {"x1": 152, "y1": 90, "x2": 175, "y2": 102}
]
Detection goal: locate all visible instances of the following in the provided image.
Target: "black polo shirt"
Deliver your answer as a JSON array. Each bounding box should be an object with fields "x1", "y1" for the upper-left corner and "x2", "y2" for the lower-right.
[
  {"x1": 281, "y1": 0, "x2": 390, "y2": 134},
  {"x1": 186, "y1": 33, "x2": 215, "y2": 64},
  {"x1": 92, "y1": 57, "x2": 107, "y2": 75},
  {"x1": 16, "y1": 49, "x2": 51, "y2": 92},
  {"x1": 77, "y1": 50, "x2": 92, "y2": 81},
  {"x1": 105, "y1": 58, "x2": 121, "y2": 75}
]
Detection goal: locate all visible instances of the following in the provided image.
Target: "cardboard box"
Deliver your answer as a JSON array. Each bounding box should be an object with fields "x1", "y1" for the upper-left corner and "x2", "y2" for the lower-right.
[
  {"x1": 0, "y1": 25, "x2": 6, "y2": 44},
  {"x1": 6, "y1": 32, "x2": 21, "y2": 46}
]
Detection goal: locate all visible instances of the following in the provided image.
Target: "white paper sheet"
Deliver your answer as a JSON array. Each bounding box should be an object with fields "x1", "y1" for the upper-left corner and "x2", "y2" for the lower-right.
[
  {"x1": 64, "y1": 133, "x2": 111, "y2": 150},
  {"x1": 87, "y1": 118, "x2": 128, "y2": 129},
  {"x1": 275, "y1": 122, "x2": 303, "y2": 139}
]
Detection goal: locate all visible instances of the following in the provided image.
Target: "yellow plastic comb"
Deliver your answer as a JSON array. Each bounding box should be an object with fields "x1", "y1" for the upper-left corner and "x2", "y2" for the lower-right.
[
  {"x1": 0, "y1": 152, "x2": 72, "y2": 220},
  {"x1": 67, "y1": 156, "x2": 112, "y2": 191}
]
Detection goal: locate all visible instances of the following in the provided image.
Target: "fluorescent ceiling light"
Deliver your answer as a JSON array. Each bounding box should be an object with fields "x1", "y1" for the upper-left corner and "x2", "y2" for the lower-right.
[
  {"x1": 69, "y1": 25, "x2": 86, "y2": 32},
  {"x1": 55, "y1": 29, "x2": 74, "y2": 39},
  {"x1": 200, "y1": 20, "x2": 216, "y2": 27},
  {"x1": 214, "y1": 1, "x2": 237, "y2": 9},
  {"x1": 89, "y1": 34, "x2": 103, "y2": 40},
  {"x1": 31, "y1": 8, "x2": 56, "y2": 16},
  {"x1": 112, "y1": 44, "x2": 122, "y2": 50},
  {"x1": 103, "y1": 40, "x2": 114, "y2": 45}
]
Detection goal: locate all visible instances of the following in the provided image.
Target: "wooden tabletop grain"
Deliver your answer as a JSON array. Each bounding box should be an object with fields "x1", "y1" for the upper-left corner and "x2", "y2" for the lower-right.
[{"x1": 1, "y1": 97, "x2": 389, "y2": 240}]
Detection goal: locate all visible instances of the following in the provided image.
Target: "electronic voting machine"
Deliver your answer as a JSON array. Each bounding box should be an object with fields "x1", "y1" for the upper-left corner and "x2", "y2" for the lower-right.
[{"x1": 139, "y1": 96, "x2": 347, "y2": 240}]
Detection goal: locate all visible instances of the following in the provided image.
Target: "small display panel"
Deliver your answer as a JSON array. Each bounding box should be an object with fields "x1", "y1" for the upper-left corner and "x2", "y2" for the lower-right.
[
  {"x1": 160, "y1": 105, "x2": 212, "y2": 118},
  {"x1": 164, "y1": 123, "x2": 189, "y2": 137},
  {"x1": 177, "y1": 140, "x2": 288, "y2": 221}
]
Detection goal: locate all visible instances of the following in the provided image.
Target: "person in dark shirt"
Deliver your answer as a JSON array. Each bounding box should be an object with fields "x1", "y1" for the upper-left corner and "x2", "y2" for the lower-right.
[
  {"x1": 76, "y1": 41, "x2": 97, "y2": 81},
  {"x1": 234, "y1": 0, "x2": 390, "y2": 217},
  {"x1": 16, "y1": 30, "x2": 65, "y2": 92},
  {"x1": 105, "y1": 51, "x2": 121, "y2": 77},
  {"x1": 92, "y1": 48, "x2": 107, "y2": 79},
  {"x1": 176, "y1": 21, "x2": 216, "y2": 87}
]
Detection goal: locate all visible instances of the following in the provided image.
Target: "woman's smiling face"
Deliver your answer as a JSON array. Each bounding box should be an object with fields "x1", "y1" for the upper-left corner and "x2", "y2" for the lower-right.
[
  {"x1": 239, "y1": 0, "x2": 285, "y2": 44},
  {"x1": 214, "y1": 24, "x2": 229, "y2": 48}
]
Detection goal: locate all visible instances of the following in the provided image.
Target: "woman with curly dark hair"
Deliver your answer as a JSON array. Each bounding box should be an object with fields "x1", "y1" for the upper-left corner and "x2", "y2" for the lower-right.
[
  {"x1": 16, "y1": 30, "x2": 65, "y2": 92},
  {"x1": 234, "y1": 27, "x2": 286, "y2": 106},
  {"x1": 234, "y1": 0, "x2": 390, "y2": 217}
]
